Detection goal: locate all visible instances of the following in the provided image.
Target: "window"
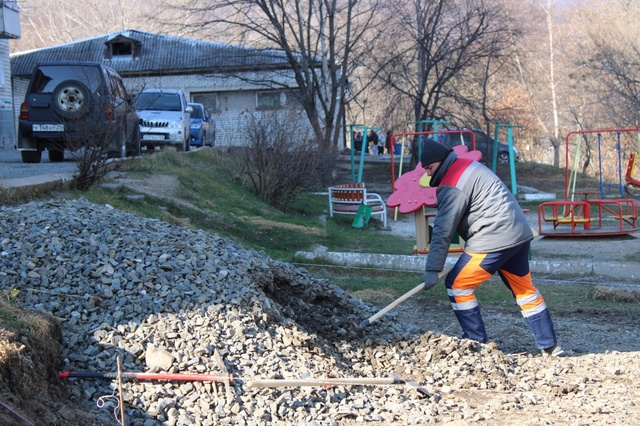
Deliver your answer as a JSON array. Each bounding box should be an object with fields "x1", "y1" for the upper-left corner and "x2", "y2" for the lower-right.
[
  {"x1": 256, "y1": 91, "x2": 283, "y2": 109},
  {"x1": 110, "y1": 41, "x2": 133, "y2": 60},
  {"x1": 191, "y1": 92, "x2": 218, "y2": 112}
]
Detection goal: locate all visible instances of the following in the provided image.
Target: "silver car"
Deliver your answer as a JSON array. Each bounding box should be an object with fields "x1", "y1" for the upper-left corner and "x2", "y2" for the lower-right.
[{"x1": 135, "y1": 89, "x2": 193, "y2": 151}]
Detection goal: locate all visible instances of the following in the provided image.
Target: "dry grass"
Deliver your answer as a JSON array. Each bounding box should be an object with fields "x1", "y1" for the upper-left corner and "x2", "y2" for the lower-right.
[
  {"x1": 0, "y1": 296, "x2": 55, "y2": 338},
  {"x1": 586, "y1": 286, "x2": 640, "y2": 303}
]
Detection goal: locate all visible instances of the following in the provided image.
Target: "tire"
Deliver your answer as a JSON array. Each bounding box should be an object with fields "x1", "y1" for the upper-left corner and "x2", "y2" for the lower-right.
[
  {"x1": 497, "y1": 152, "x2": 510, "y2": 164},
  {"x1": 21, "y1": 150, "x2": 42, "y2": 164},
  {"x1": 625, "y1": 183, "x2": 640, "y2": 198},
  {"x1": 52, "y1": 80, "x2": 91, "y2": 119},
  {"x1": 48, "y1": 149, "x2": 64, "y2": 162}
]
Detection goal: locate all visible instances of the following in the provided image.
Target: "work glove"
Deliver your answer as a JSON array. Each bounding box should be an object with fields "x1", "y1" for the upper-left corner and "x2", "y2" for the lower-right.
[{"x1": 422, "y1": 271, "x2": 440, "y2": 290}]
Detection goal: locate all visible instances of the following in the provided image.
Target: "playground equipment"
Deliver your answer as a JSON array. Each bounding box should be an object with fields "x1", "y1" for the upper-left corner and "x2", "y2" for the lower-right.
[
  {"x1": 491, "y1": 122, "x2": 521, "y2": 195},
  {"x1": 625, "y1": 153, "x2": 640, "y2": 197},
  {"x1": 389, "y1": 129, "x2": 478, "y2": 194},
  {"x1": 387, "y1": 144, "x2": 482, "y2": 254},
  {"x1": 537, "y1": 128, "x2": 639, "y2": 237},
  {"x1": 346, "y1": 124, "x2": 383, "y2": 183},
  {"x1": 406, "y1": 119, "x2": 451, "y2": 159}
]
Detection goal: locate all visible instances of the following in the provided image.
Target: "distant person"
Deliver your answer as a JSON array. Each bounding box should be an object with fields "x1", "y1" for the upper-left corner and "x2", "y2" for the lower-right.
[
  {"x1": 377, "y1": 131, "x2": 385, "y2": 155},
  {"x1": 353, "y1": 132, "x2": 363, "y2": 152},
  {"x1": 368, "y1": 130, "x2": 379, "y2": 155},
  {"x1": 386, "y1": 130, "x2": 394, "y2": 155},
  {"x1": 419, "y1": 138, "x2": 563, "y2": 357}
]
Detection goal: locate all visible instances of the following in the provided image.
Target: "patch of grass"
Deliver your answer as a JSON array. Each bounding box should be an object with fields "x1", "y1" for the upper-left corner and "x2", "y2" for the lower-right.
[
  {"x1": 77, "y1": 149, "x2": 417, "y2": 259},
  {"x1": 0, "y1": 181, "x2": 63, "y2": 206},
  {"x1": 302, "y1": 263, "x2": 640, "y2": 317}
]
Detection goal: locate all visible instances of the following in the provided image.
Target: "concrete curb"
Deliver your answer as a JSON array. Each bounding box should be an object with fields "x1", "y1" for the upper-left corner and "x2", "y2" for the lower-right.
[
  {"x1": 294, "y1": 250, "x2": 640, "y2": 282},
  {"x1": 1, "y1": 173, "x2": 75, "y2": 189}
]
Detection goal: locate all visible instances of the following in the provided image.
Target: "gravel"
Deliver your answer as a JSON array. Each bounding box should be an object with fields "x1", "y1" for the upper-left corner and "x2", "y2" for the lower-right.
[{"x1": 1, "y1": 198, "x2": 640, "y2": 425}]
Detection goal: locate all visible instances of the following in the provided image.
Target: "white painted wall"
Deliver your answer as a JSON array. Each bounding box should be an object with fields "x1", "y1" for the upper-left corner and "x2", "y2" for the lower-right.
[{"x1": 0, "y1": 39, "x2": 15, "y2": 148}]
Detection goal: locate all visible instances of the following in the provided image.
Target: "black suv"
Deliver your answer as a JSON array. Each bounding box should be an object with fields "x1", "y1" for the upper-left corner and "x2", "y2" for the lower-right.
[
  {"x1": 18, "y1": 61, "x2": 140, "y2": 163},
  {"x1": 435, "y1": 128, "x2": 520, "y2": 164}
]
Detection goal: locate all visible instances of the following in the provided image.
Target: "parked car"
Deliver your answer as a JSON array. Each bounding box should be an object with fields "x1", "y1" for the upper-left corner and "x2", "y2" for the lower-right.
[
  {"x1": 434, "y1": 128, "x2": 520, "y2": 164},
  {"x1": 188, "y1": 103, "x2": 215, "y2": 147},
  {"x1": 134, "y1": 89, "x2": 193, "y2": 151},
  {"x1": 17, "y1": 61, "x2": 140, "y2": 163}
]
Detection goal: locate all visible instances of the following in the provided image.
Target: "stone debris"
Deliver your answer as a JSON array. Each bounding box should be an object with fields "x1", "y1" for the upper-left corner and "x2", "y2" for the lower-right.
[{"x1": 1, "y1": 198, "x2": 639, "y2": 425}]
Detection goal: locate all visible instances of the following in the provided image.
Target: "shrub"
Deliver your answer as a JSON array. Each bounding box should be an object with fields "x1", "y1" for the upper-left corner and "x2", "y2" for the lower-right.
[{"x1": 239, "y1": 111, "x2": 336, "y2": 211}]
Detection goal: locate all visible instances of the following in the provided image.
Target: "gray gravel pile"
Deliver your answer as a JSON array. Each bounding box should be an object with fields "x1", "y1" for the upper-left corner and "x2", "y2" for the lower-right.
[{"x1": 1, "y1": 198, "x2": 639, "y2": 425}]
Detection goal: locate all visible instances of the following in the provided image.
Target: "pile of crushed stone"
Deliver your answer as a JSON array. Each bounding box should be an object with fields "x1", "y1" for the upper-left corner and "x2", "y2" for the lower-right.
[{"x1": 1, "y1": 198, "x2": 639, "y2": 425}]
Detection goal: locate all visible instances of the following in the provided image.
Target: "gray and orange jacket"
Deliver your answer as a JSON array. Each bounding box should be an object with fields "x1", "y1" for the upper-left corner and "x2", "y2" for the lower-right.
[{"x1": 424, "y1": 152, "x2": 533, "y2": 273}]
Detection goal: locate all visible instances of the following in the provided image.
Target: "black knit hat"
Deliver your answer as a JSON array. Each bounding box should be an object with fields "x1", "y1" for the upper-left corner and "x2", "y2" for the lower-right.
[{"x1": 420, "y1": 138, "x2": 452, "y2": 166}]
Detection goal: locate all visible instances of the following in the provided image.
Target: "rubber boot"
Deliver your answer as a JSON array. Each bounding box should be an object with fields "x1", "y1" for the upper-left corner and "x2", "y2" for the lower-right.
[
  {"x1": 454, "y1": 306, "x2": 488, "y2": 343},
  {"x1": 522, "y1": 308, "x2": 557, "y2": 350}
]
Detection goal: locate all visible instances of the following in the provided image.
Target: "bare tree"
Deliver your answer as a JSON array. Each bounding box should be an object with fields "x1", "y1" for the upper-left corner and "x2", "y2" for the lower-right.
[
  {"x1": 238, "y1": 110, "x2": 334, "y2": 211},
  {"x1": 11, "y1": 0, "x2": 167, "y2": 52},
  {"x1": 366, "y1": 0, "x2": 511, "y2": 164},
  {"x1": 160, "y1": 0, "x2": 382, "y2": 151},
  {"x1": 577, "y1": 0, "x2": 640, "y2": 127}
]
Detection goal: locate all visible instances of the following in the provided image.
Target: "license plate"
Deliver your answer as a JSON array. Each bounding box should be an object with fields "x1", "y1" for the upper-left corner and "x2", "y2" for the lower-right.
[
  {"x1": 33, "y1": 124, "x2": 64, "y2": 132},
  {"x1": 142, "y1": 134, "x2": 165, "y2": 141}
]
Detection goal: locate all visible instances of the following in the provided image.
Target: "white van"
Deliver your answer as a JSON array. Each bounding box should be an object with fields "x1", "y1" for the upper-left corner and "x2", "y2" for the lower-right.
[{"x1": 134, "y1": 89, "x2": 193, "y2": 151}]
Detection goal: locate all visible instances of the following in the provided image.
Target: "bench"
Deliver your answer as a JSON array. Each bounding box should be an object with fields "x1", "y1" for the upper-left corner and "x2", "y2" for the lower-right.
[{"x1": 328, "y1": 182, "x2": 387, "y2": 227}]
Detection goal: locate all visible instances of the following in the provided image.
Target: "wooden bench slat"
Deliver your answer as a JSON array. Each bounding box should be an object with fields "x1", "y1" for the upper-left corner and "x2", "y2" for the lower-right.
[{"x1": 328, "y1": 183, "x2": 387, "y2": 227}]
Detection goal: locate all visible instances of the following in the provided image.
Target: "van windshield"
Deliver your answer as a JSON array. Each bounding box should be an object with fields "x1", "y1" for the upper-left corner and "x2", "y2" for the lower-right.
[{"x1": 135, "y1": 92, "x2": 182, "y2": 111}]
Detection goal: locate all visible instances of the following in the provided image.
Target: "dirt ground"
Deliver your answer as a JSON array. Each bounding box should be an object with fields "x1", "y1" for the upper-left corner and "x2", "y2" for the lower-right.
[
  {"x1": 354, "y1": 287, "x2": 640, "y2": 357},
  {"x1": 1, "y1": 155, "x2": 639, "y2": 424}
]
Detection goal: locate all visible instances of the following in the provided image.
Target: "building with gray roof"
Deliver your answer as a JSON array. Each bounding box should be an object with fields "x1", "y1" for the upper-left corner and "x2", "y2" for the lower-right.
[{"x1": 10, "y1": 29, "x2": 312, "y2": 148}]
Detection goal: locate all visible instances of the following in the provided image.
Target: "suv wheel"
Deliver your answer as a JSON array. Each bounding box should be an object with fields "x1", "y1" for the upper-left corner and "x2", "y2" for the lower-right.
[
  {"x1": 48, "y1": 149, "x2": 64, "y2": 162},
  {"x1": 52, "y1": 80, "x2": 91, "y2": 119},
  {"x1": 21, "y1": 149, "x2": 42, "y2": 164}
]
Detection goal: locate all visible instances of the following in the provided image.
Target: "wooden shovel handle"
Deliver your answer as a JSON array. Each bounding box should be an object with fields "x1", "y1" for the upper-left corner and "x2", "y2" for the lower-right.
[
  {"x1": 247, "y1": 377, "x2": 402, "y2": 389},
  {"x1": 358, "y1": 267, "x2": 451, "y2": 327}
]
